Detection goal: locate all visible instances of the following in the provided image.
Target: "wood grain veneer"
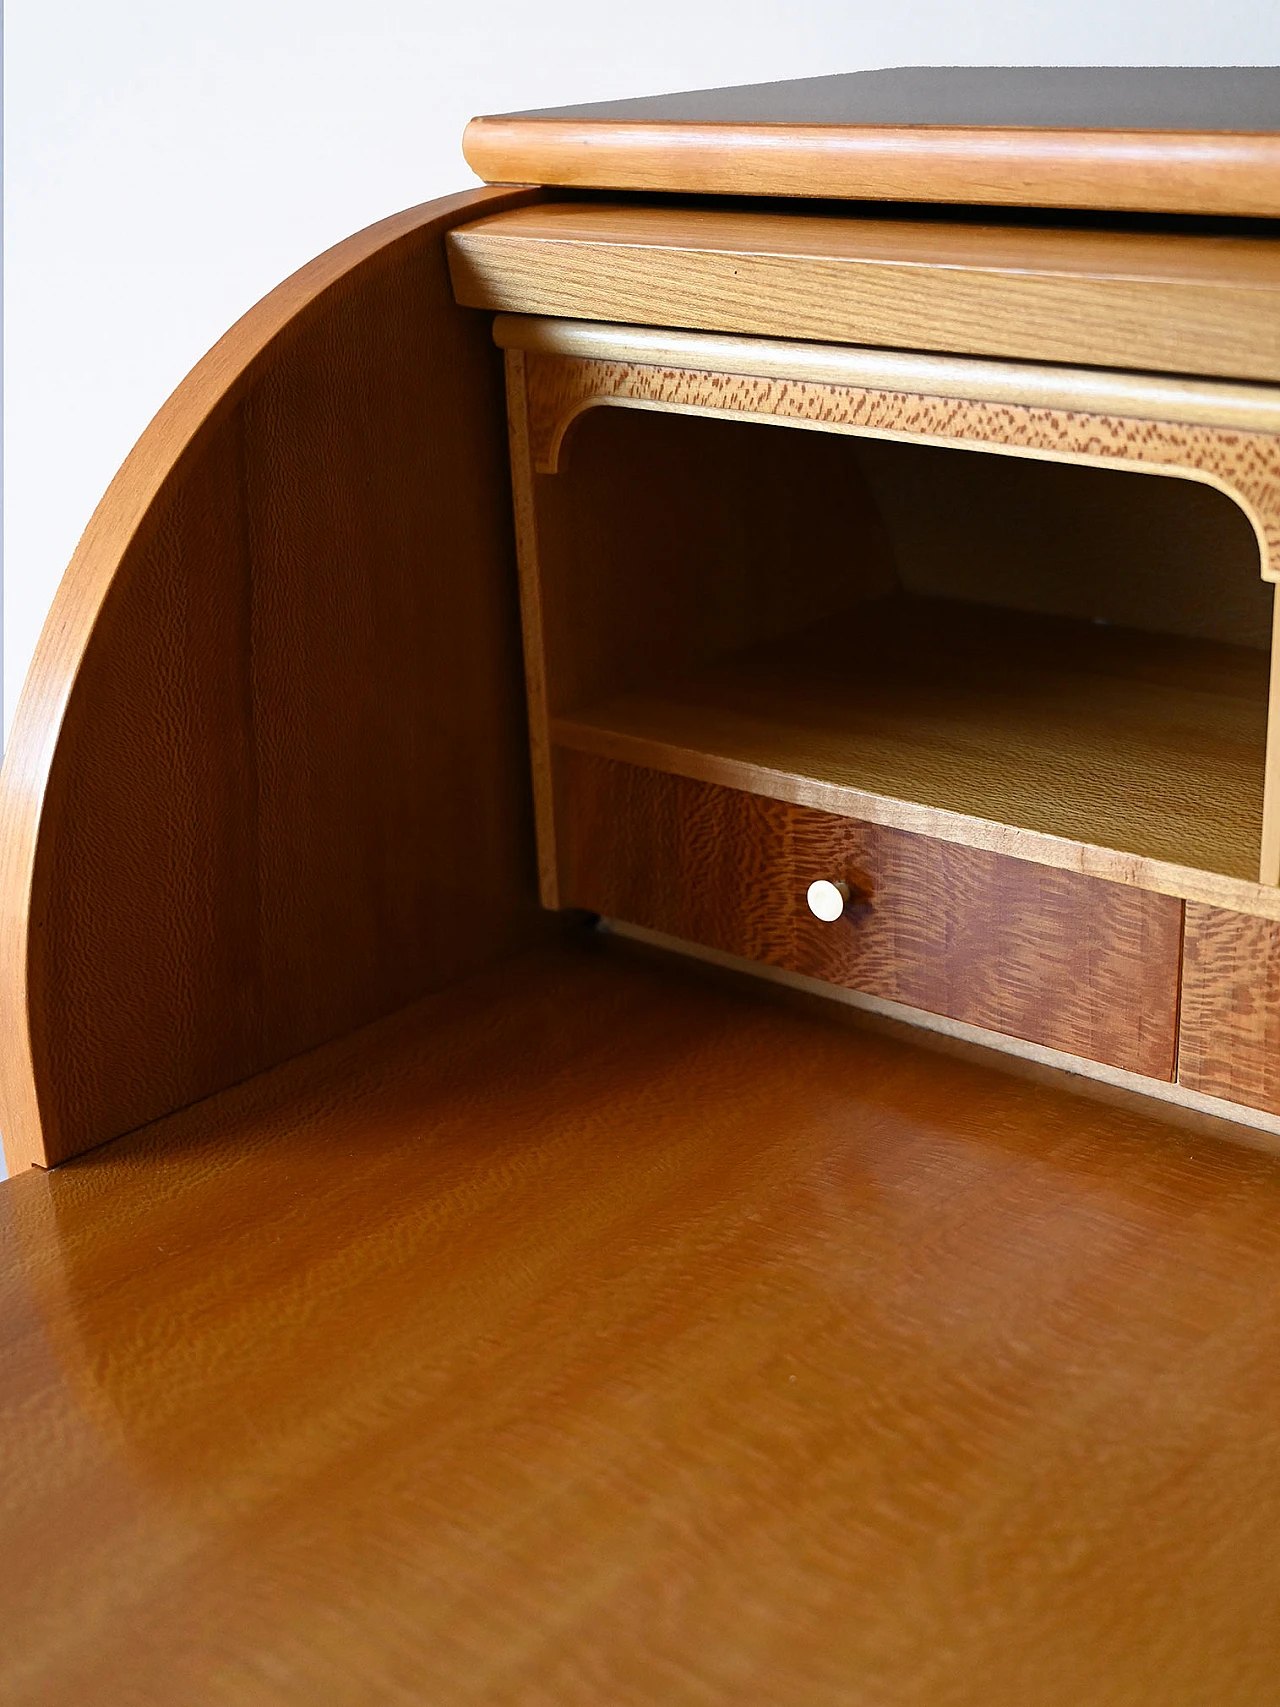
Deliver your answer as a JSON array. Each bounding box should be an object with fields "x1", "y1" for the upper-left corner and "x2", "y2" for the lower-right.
[
  {"x1": 513, "y1": 345, "x2": 1280, "y2": 581},
  {"x1": 1179, "y1": 902, "x2": 1280, "y2": 1116},
  {"x1": 449, "y1": 203, "x2": 1280, "y2": 381},
  {"x1": 464, "y1": 67, "x2": 1280, "y2": 217},
  {"x1": 506, "y1": 400, "x2": 896, "y2": 907},
  {"x1": 6, "y1": 932, "x2": 1280, "y2": 1704},
  {"x1": 552, "y1": 602, "x2": 1270, "y2": 902},
  {"x1": 0, "y1": 186, "x2": 554, "y2": 1175},
  {"x1": 507, "y1": 364, "x2": 1276, "y2": 908},
  {"x1": 464, "y1": 119, "x2": 1280, "y2": 220},
  {"x1": 556, "y1": 754, "x2": 1183, "y2": 1079}
]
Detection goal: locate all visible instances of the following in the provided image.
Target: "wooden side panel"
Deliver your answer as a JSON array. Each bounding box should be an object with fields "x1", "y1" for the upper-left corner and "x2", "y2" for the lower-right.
[
  {"x1": 558, "y1": 752, "x2": 1183, "y2": 1079},
  {"x1": 0, "y1": 186, "x2": 556, "y2": 1173},
  {"x1": 1179, "y1": 903, "x2": 1280, "y2": 1115}
]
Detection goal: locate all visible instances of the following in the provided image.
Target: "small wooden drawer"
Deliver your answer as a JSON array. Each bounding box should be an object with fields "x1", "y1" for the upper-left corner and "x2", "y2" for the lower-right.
[
  {"x1": 557, "y1": 751, "x2": 1184, "y2": 1080},
  {"x1": 1179, "y1": 903, "x2": 1280, "y2": 1114}
]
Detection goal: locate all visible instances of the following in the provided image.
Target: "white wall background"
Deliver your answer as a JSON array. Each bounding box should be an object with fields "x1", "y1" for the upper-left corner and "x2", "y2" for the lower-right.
[{"x1": 5, "y1": 0, "x2": 1280, "y2": 730}]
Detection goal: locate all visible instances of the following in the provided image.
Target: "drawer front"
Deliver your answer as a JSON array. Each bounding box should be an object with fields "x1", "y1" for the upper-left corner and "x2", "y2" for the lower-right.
[
  {"x1": 1179, "y1": 903, "x2": 1280, "y2": 1115},
  {"x1": 557, "y1": 752, "x2": 1182, "y2": 1080}
]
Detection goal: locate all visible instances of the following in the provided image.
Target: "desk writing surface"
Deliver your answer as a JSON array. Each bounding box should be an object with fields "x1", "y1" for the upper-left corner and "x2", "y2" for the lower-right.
[
  {"x1": 5, "y1": 933, "x2": 1280, "y2": 1704},
  {"x1": 508, "y1": 66, "x2": 1280, "y2": 131}
]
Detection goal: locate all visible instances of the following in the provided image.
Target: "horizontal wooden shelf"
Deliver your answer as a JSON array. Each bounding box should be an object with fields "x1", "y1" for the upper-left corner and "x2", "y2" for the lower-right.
[
  {"x1": 552, "y1": 599, "x2": 1271, "y2": 901},
  {"x1": 449, "y1": 200, "x2": 1280, "y2": 382}
]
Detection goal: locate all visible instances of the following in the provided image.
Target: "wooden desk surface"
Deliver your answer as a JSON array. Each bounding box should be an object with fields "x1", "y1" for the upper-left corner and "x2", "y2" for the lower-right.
[{"x1": 5, "y1": 932, "x2": 1280, "y2": 1704}]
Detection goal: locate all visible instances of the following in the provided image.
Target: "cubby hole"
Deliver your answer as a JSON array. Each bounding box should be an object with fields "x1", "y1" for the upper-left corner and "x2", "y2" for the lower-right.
[{"x1": 534, "y1": 404, "x2": 1271, "y2": 881}]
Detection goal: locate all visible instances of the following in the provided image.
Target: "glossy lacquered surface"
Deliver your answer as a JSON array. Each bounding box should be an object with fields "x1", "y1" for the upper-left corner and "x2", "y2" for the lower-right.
[
  {"x1": 556, "y1": 752, "x2": 1183, "y2": 1078},
  {"x1": 6, "y1": 934, "x2": 1280, "y2": 1705}
]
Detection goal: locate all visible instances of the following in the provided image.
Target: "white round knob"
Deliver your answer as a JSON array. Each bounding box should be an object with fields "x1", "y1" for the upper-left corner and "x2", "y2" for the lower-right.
[{"x1": 806, "y1": 879, "x2": 850, "y2": 922}]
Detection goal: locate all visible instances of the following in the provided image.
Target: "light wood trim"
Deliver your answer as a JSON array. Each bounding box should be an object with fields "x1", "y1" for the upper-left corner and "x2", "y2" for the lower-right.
[
  {"x1": 552, "y1": 715, "x2": 1280, "y2": 921},
  {"x1": 450, "y1": 202, "x2": 1280, "y2": 383},
  {"x1": 1262, "y1": 595, "x2": 1280, "y2": 888},
  {"x1": 605, "y1": 919, "x2": 1280, "y2": 1145},
  {"x1": 504, "y1": 349, "x2": 561, "y2": 909},
  {"x1": 505, "y1": 337, "x2": 1280, "y2": 906},
  {"x1": 517, "y1": 348, "x2": 1280, "y2": 588},
  {"x1": 494, "y1": 316, "x2": 1280, "y2": 437},
  {"x1": 463, "y1": 116, "x2": 1280, "y2": 219},
  {"x1": 0, "y1": 185, "x2": 550, "y2": 1175}
]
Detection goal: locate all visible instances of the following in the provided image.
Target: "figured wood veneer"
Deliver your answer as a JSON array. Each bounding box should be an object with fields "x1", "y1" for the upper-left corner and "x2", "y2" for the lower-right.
[
  {"x1": 504, "y1": 334, "x2": 1280, "y2": 907},
  {"x1": 0, "y1": 186, "x2": 555, "y2": 1174},
  {"x1": 450, "y1": 203, "x2": 1280, "y2": 382},
  {"x1": 552, "y1": 602, "x2": 1271, "y2": 903},
  {"x1": 506, "y1": 398, "x2": 897, "y2": 906},
  {"x1": 557, "y1": 753, "x2": 1183, "y2": 1080},
  {"x1": 515, "y1": 347, "x2": 1280, "y2": 584},
  {"x1": 1179, "y1": 903, "x2": 1280, "y2": 1116},
  {"x1": 8, "y1": 934, "x2": 1280, "y2": 1702}
]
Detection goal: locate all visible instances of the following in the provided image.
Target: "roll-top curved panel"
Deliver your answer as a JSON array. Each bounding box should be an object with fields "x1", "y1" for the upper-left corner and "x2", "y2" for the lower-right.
[{"x1": 0, "y1": 186, "x2": 553, "y2": 1172}]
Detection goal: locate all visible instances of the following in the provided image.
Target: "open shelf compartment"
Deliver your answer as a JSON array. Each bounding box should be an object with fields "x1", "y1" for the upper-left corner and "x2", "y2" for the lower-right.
[{"x1": 516, "y1": 396, "x2": 1275, "y2": 900}]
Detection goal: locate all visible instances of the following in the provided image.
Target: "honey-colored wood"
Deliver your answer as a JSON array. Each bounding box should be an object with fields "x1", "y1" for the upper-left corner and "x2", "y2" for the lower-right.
[
  {"x1": 467, "y1": 68, "x2": 1280, "y2": 219},
  {"x1": 557, "y1": 754, "x2": 1183, "y2": 1078},
  {"x1": 507, "y1": 376, "x2": 1274, "y2": 907},
  {"x1": 1179, "y1": 902, "x2": 1280, "y2": 1116},
  {"x1": 8, "y1": 930, "x2": 1280, "y2": 1704},
  {"x1": 1264, "y1": 593, "x2": 1280, "y2": 886},
  {"x1": 553, "y1": 602, "x2": 1270, "y2": 898},
  {"x1": 506, "y1": 401, "x2": 897, "y2": 903},
  {"x1": 0, "y1": 185, "x2": 555, "y2": 1176},
  {"x1": 449, "y1": 203, "x2": 1280, "y2": 382},
  {"x1": 502, "y1": 347, "x2": 562, "y2": 908},
  {"x1": 463, "y1": 116, "x2": 1280, "y2": 219},
  {"x1": 516, "y1": 347, "x2": 1280, "y2": 583},
  {"x1": 610, "y1": 915, "x2": 1280, "y2": 1140}
]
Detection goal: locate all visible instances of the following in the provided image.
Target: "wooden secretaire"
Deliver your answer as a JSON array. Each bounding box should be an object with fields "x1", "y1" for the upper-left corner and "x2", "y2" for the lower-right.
[{"x1": 5, "y1": 68, "x2": 1280, "y2": 1707}]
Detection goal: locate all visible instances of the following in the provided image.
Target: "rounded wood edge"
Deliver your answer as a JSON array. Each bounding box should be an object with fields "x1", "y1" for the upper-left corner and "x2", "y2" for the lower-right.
[
  {"x1": 492, "y1": 315, "x2": 1280, "y2": 435},
  {"x1": 463, "y1": 117, "x2": 1280, "y2": 218},
  {"x1": 0, "y1": 184, "x2": 540, "y2": 1174},
  {"x1": 553, "y1": 716, "x2": 1280, "y2": 920}
]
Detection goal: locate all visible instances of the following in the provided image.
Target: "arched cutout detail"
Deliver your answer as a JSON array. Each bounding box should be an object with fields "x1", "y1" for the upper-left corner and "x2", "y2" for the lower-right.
[{"x1": 523, "y1": 356, "x2": 1280, "y2": 584}]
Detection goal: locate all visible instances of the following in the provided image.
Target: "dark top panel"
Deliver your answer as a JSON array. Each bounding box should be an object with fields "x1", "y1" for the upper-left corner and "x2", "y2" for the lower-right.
[{"x1": 510, "y1": 66, "x2": 1280, "y2": 133}]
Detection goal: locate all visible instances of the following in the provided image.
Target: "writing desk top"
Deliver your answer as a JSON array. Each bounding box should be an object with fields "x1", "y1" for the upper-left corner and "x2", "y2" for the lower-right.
[{"x1": 7, "y1": 933, "x2": 1280, "y2": 1702}]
